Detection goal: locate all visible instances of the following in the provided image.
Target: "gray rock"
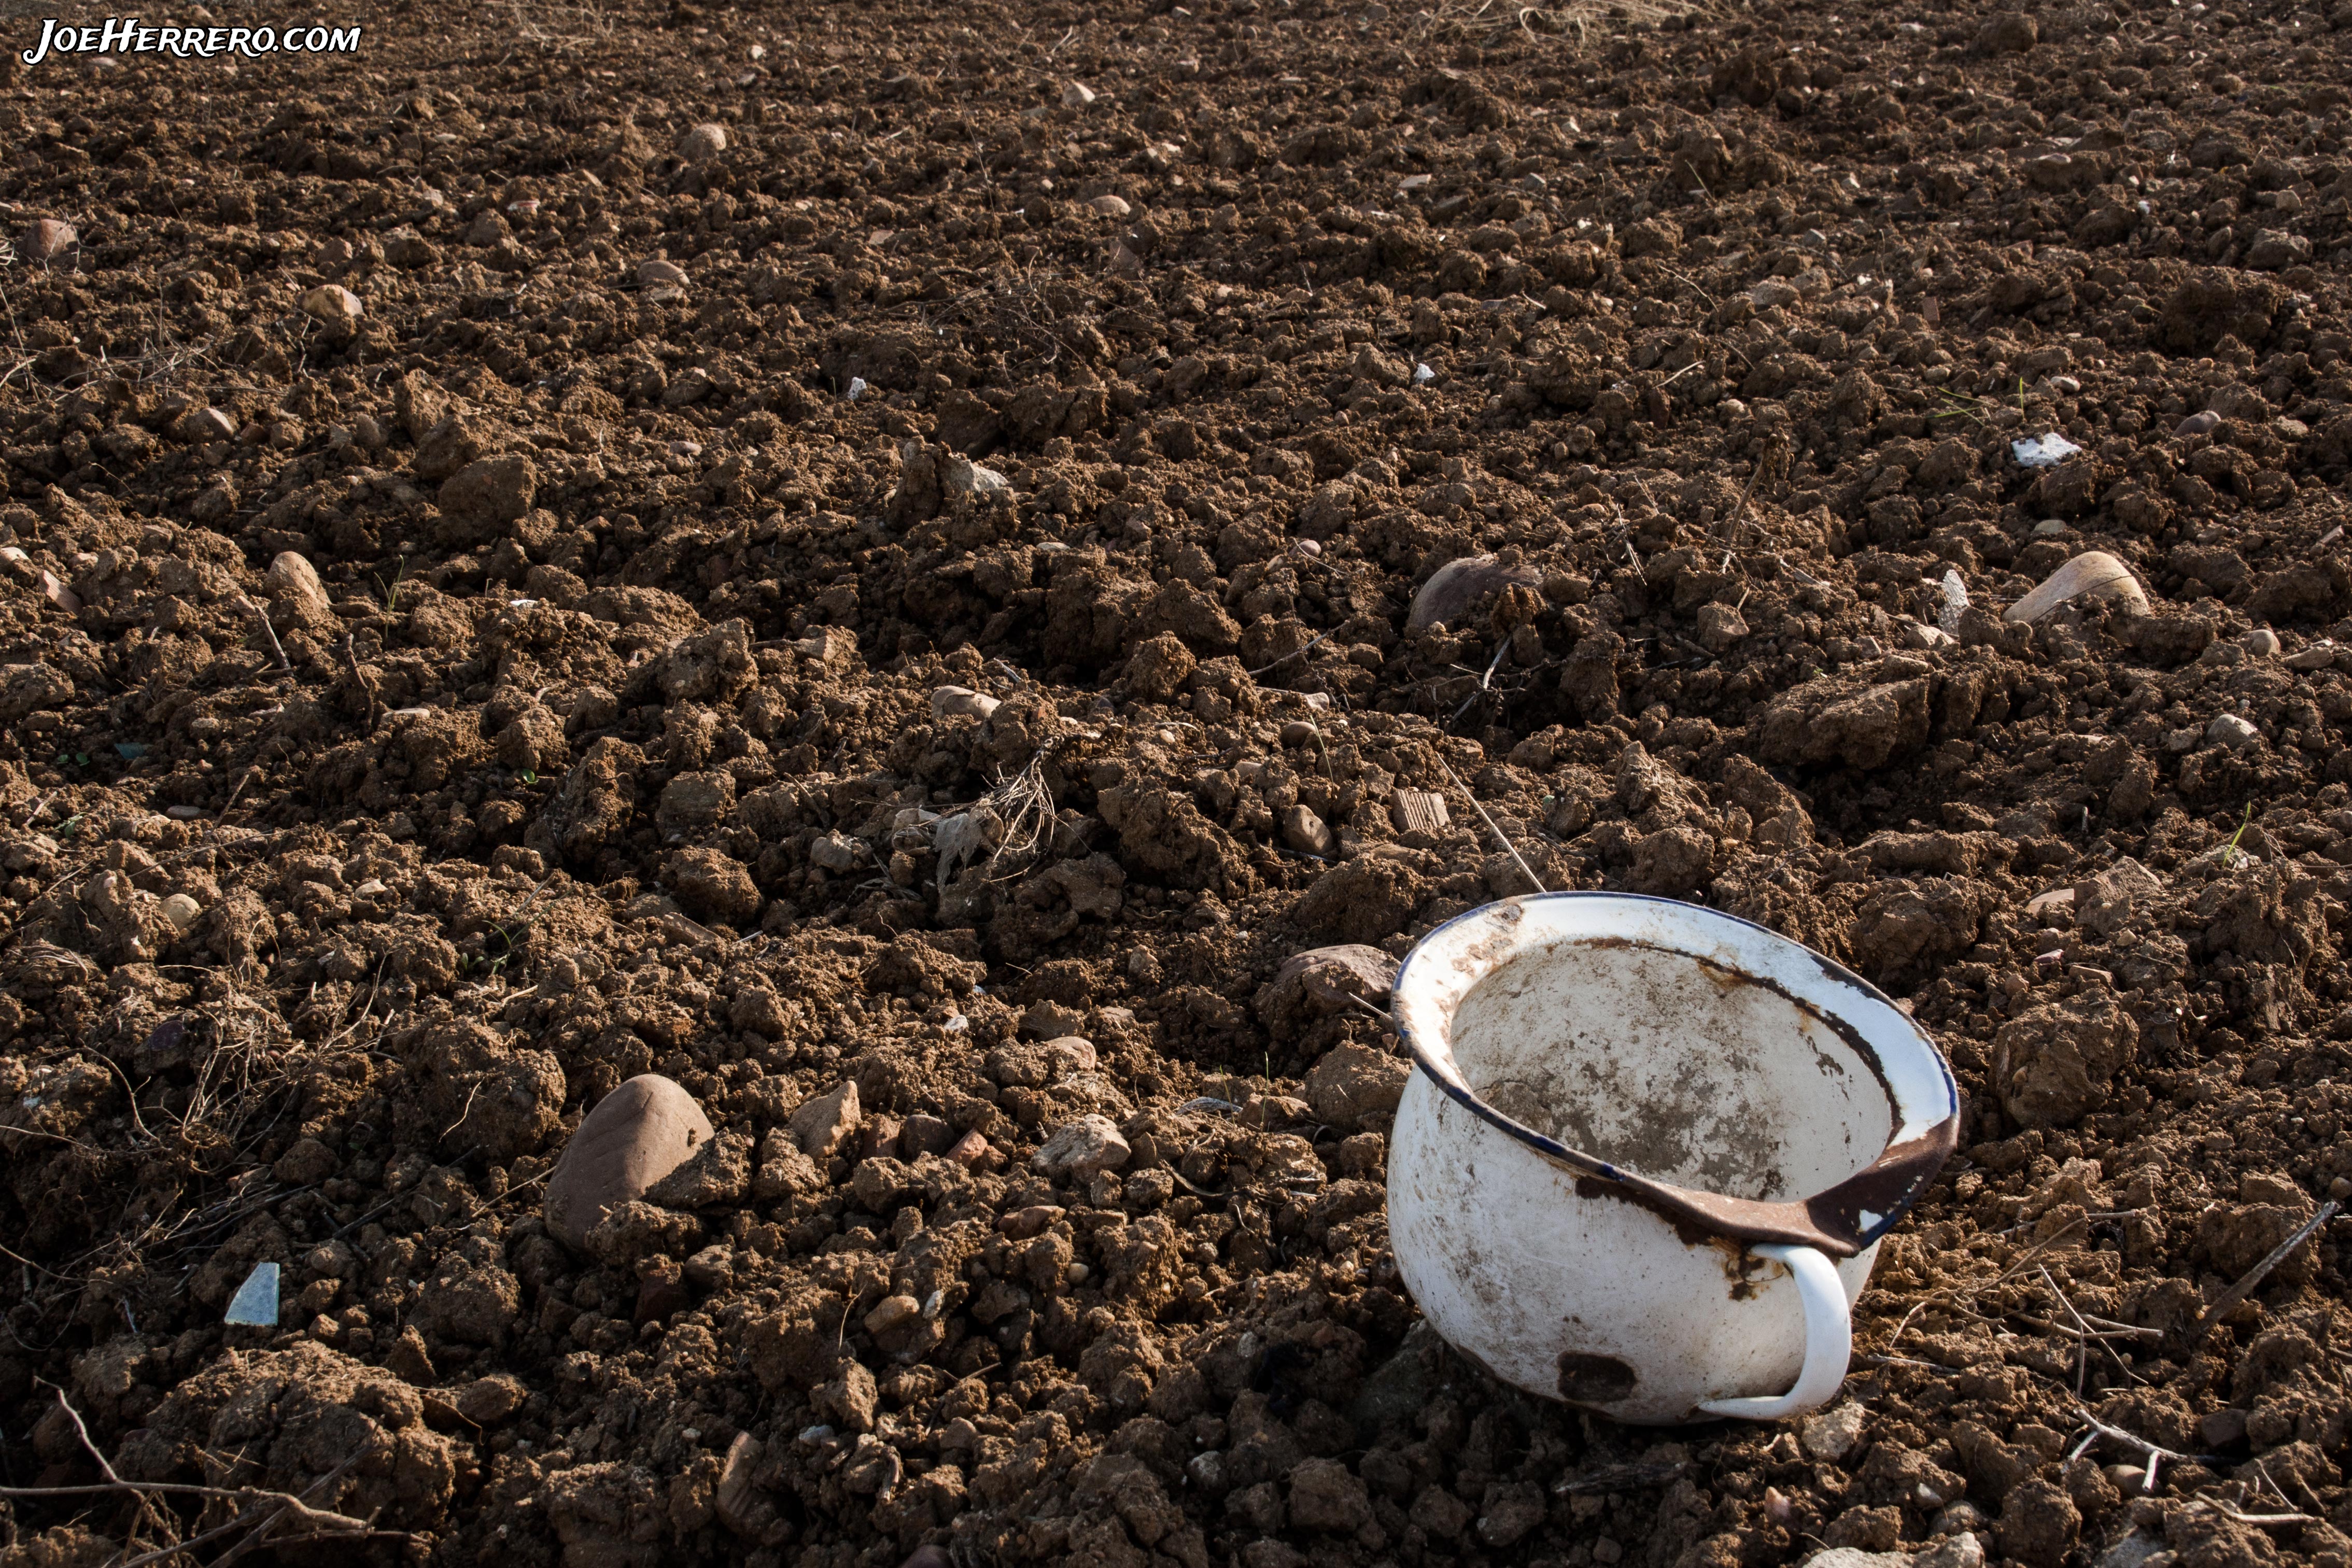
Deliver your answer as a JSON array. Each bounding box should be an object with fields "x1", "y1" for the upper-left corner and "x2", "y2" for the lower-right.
[
  {"x1": 1801, "y1": 1401, "x2": 1866, "y2": 1462},
  {"x1": 946, "y1": 456, "x2": 1015, "y2": 499},
  {"x1": 2206, "y1": 712, "x2": 2260, "y2": 750}
]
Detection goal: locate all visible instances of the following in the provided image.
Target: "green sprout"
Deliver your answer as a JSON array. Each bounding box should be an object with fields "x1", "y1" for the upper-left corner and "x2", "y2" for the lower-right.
[
  {"x1": 2220, "y1": 803, "x2": 2257, "y2": 868},
  {"x1": 373, "y1": 556, "x2": 411, "y2": 612}
]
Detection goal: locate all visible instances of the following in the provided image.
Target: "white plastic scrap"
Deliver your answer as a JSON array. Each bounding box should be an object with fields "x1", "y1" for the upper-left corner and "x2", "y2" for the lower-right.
[
  {"x1": 224, "y1": 1261, "x2": 280, "y2": 1326},
  {"x1": 1413, "y1": 362, "x2": 1436, "y2": 384},
  {"x1": 2011, "y1": 432, "x2": 2082, "y2": 468},
  {"x1": 846, "y1": 377, "x2": 869, "y2": 400},
  {"x1": 1937, "y1": 569, "x2": 1969, "y2": 633}
]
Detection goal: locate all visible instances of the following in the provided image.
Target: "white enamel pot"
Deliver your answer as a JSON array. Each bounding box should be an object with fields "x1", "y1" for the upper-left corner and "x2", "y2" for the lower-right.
[{"x1": 1386, "y1": 894, "x2": 1960, "y2": 1425}]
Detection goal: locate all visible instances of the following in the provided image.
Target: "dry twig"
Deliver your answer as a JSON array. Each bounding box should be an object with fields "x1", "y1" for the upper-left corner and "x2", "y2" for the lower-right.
[
  {"x1": 2191, "y1": 1199, "x2": 2340, "y2": 1345},
  {"x1": 1435, "y1": 754, "x2": 1546, "y2": 896}
]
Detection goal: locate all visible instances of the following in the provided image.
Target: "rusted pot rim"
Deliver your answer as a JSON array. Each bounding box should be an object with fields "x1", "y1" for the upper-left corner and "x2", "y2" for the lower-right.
[{"x1": 1391, "y1": 892, "x2": 1961, "y2": 1260}]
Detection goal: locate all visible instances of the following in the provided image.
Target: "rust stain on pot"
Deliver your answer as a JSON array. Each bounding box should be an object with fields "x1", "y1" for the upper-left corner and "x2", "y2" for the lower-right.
[{"x1": 1556, "y1": 1351, "x2": 1640, "y2": 1404}]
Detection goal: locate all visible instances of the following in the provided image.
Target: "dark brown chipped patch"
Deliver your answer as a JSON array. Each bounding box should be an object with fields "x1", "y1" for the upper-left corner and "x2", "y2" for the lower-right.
[{"x1": 1556, "y1": 1351, "x2": 1640, "y2": 1405}]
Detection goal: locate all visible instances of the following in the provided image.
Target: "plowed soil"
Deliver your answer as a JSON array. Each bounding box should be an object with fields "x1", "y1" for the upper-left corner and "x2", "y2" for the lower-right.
[{"x1": 6, "y1": 1, "x2": 2352, "y2": 1566}]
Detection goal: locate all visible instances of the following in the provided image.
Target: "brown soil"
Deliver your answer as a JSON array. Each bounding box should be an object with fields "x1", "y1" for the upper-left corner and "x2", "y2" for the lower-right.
[{"x1": 5, "y1": 1, "x2": 2352, "y2": 1566}]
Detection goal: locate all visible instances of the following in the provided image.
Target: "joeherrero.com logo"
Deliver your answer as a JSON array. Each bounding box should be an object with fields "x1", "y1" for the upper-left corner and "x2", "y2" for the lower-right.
[{"x1": 20, "y1": 14, "x2": 362, "y2": 61}]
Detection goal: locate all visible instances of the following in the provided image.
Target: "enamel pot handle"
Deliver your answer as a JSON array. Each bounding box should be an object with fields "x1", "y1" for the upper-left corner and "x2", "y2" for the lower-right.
[{"x1": 1696, "y1": 1242, "x2": 1851, "y2": 1421}]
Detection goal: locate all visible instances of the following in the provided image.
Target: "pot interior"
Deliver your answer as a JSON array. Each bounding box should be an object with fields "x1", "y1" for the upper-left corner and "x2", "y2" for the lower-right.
[{"x1": 1449, "y1": 937, "x2": 1896, "y2": 1203}]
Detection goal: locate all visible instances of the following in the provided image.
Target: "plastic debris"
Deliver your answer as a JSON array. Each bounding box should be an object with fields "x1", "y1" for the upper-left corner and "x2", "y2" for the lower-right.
[
  {"x1": 224, "y1": 1261, "x2": 280, "y2": 1326},
  {"x1": 1413, "y1": 362, "x2": 1436, "y2": 384},
  {"x1": 2010, "y1": 432, "x2": 2082, "y2": 467},
  {"x1": 1937, "y1": 569, "x2": 1969, "y2": 634},
  {"x1": 847, "y1": 377, "x2": 868, "y2": 400}
]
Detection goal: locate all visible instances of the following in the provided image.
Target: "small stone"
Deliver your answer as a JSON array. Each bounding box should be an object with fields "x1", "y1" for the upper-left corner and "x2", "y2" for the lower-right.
[
  {"x1": 1061, "y1": 80, "x2": 1097, "y2": 108},
  {"x1": 1088, "y1": 194, "x2": 1132, "y2": 218},
  {"x1": 900, "y1": 1113, "x2": 956, "y2": 1158},
  {"x1": 998, "y1": 1204, "x2": 1065, "y2": 1239},
  {"x1": 176, "y1": 406, "x2": 237, "y2": 443},
  {"x1": 1914, "y1": 1539, "x2": 1986, "y2": 1568},
  {"x1": 264, "y1": 551, "x2": 332, "y2": 621},
  {"x1": 637, "y1": 258, "x2": 691, "y2": 288},
  {"x1": 2174, "y1": 409, "x2": 2221, "y2": 439},
  {"x1": 1801, "y1": 1401, "x2": 1867, "y2": 1462},
  {"x1": 299, "y1": 284, "x2": 364, "y2": 325},
  {"x1": 945, "y1": 456, "x2": 1015, "y2": 499},
  {"x1": 1695, "y1": 602, "x2": 1749, "y2": 653},
  {"x1": 2004, "y1": 550, "x2": 2149, "y2": 624},
  {"x1": 716, "y1": 1434, "x2": 767, "y2": 1535},
  {"x1": 683, "y1": 1244, "x2": 735, "y2": 1289},
  {"x1": 1281, "y1": 804, "x2": 1334, "y2": 857},
  {"x1": 810, "y1": 831, "x2": 861, "y2": 871},
  {"x1": 930, "y1": 684, "x2": 1002, "y2": 721},
  {"x1": 22, "y1": 218, "x2": 77, "y2": 262},
  {"x1": 2206, "y1": 712, "x2": 2260, "y2": 750},
  {"x1": 948, "y1": 1130, "x2": 993, "y2": 1168},
  {"x1": 2288, "y1": 643, "x2": 2341, "y2": 672},
  {"x1": 2243, "y1": 627, "x2": 2281, "y2": 656},
  {"x1": 544, "y1": 1074, "x2": 715, "y2": 1252},
  {"x1": 1749, "y1": 278, "x2": 1802, "y2": 310},
  {"x1": 677, "y1": 122, "x2": 729, "y2": 161},
  {"x1": 787, "y1": 1080, "x2": 862, "y2": 1160},
  {"x1": 864, "y1": 1293, "x2": 922, "y2": 1336},
  {"x1": 1929, "y1": 1501, "x2": 1989, "y2": 1539},
  {"x1": 1263, "y1": 945, "x2": 1399, "y2": 1027},
  {"x1": 1407, "y1": 556, "x2": 1542, "y2": 635},
  {"x1": 1033, "y1": 1114, "x2": 1131, "y2": 1178},
  {"x1": 159, "y1": 893, "x2": 203, "y2": 934},
  {"x1": 1974, "y1": 11, "x2": 2038, "y2": 52},
  {"x1": 2246, "y1": 229, "x2": 2313, "y2": 271}
]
